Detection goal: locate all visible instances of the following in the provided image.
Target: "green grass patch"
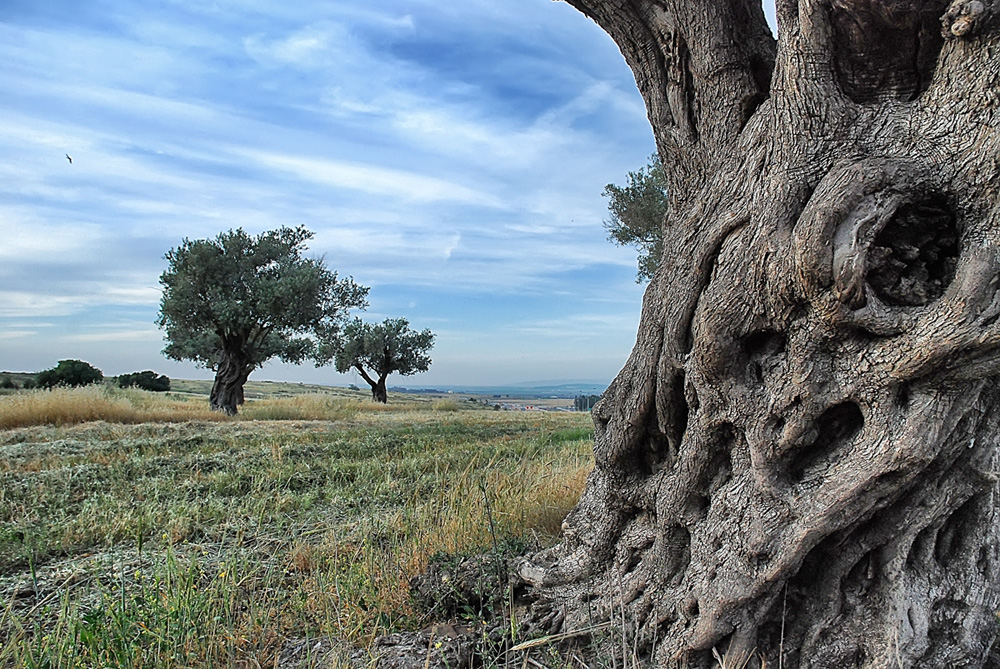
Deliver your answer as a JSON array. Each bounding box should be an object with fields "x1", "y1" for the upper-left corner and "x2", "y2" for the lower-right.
[{"x1": 0, "y1": 400, "x2": 594, "y2": 667}]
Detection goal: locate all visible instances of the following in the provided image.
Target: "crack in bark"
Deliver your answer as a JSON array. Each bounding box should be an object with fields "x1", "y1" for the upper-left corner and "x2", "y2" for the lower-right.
[{"x1": 682, "y1": 218, "x2": 750, "y2": 355}]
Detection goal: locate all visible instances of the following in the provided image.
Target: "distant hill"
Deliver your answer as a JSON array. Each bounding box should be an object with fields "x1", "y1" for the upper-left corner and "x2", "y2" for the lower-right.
[{"x1": 392, "y1": 381, "x2": 609, "y2": 398}]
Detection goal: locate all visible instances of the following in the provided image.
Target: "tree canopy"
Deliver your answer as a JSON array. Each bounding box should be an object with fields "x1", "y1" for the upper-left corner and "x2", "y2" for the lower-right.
[
  {"x1": 602, "y1": 154, "x2": 667, "y2": 282},
  {"x1": 157, "y1": 226, "x2": 368, "y2": 414},
  {"x1": 36, "y1": 360, "x2": 104, "y2": 388},
  {"x1": 319, "y1": 317, "x2": 434, "y2": 403}
]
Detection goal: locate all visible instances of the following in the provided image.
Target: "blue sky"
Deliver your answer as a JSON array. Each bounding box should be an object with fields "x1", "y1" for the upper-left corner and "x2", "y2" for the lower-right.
[{"x1": 0, "y1": 2, "x2": 771, "y2": 388}]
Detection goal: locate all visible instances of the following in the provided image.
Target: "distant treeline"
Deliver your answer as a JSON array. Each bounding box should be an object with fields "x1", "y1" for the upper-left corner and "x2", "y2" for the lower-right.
[
  {"x1": 1, "y1": 360, "x2": 170, "y2": 392},
  {"x1": 116, "y1": 370, "x2": 171, "y2": 392}
]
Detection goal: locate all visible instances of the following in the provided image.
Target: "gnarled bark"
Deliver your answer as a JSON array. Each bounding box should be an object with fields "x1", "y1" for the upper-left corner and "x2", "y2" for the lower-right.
[
  {"x1": 518, "y1": 1, "x2": 1000, "y2": 666},
  {"x1": 209, "y1": 347, "x2": 253, "y2": 415}
]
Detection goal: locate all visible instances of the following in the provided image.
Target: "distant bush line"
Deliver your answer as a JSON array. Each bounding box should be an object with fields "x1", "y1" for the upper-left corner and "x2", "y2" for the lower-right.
[
  {"x1": 116, "y1": 370, "x2": 171, "y2": 392},
  {"x1": 2, "y1": 362, "x2": 173, "y2": 393}
]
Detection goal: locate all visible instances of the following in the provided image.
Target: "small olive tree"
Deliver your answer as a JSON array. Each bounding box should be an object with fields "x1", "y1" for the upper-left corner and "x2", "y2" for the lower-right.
[
  {"x1": 318, "y1": 317, "x2": 434, "y2": 403},
  {"x1": 157, "y1": 226, "x2": 368, "y2": 414}
]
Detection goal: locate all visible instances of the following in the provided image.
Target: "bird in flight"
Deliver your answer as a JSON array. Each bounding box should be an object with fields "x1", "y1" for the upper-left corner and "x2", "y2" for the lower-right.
[{"x1": 66, "y1": 154, "x2": 72, "y2": 164}]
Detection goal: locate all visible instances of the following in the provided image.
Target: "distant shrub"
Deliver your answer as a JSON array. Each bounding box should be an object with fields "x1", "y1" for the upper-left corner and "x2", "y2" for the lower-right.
[
  {"x1": 117, "y1": 370, "x2": 171, "y2": 392},
  {"x1": 0, "y1": 375, "x2": 15, "y2": 389},
  {"x1": 432, "y1": 399, "x2": 460, "y2": 412},
  {"x1": 21, "y1": 377, "x2": 37, "y2": 390},
  {"x1": 36, "y1": 359, "x2": 103, "y2": 389}
]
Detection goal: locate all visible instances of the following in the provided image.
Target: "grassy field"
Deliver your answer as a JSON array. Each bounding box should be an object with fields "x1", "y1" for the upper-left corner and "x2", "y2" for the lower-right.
[{"x1": 0, "y1": 385, "x2": 594, "y2": 667}]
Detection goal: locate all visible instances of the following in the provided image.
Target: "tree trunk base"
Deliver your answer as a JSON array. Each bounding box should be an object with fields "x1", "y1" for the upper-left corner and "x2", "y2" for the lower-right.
[
  {"x1": 210, "y1": 349, "x2": 252, "y2": 415},
  {"x1": 515, "y1": 369, "x2": 1000, "y2": 669},
  {"x1": 368, "y1": 377, "x2": 388, "y2": 404}
]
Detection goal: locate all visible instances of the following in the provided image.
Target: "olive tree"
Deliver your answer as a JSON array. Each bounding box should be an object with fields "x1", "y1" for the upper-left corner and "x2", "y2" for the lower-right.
[
  {"x1": 157, "y1": 226, "x2": 368, "y2": 414},
  {"x1": 318, "y1": 317, "x2": 433, "y2": 403},
  {"x1": 516, "y1": 1, "x2": 1000, "y2": 667}
]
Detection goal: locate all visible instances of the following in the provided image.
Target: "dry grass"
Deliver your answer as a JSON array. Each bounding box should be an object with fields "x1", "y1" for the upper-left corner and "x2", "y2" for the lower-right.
[
  {"x1": 239, "y1": 395, "x2": 364, "y2": 421},
  {"x1": 0, "y1": 385, "x2": 433, "y2": 430},
  {"x1": 0, "y1": 385, "x2": 223, "y2": 429},
  {"x1": 322, "y1": 449, "x2": 592, "y2": 643}
]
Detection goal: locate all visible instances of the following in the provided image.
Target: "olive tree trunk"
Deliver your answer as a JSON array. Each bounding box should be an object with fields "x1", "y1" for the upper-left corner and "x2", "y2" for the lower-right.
[
  {"x1": 372, "y1": 377, "x2": 388, "y2": 404},
  {"x1": 209, "y1": 348, "x2": 252, "y2": 415},
  {"x1": 355, "y1": 365, "x2": 389, "y2": 404},
  {"x1": 518, "y1": 1, "x2": 1000, "y2": 667}
]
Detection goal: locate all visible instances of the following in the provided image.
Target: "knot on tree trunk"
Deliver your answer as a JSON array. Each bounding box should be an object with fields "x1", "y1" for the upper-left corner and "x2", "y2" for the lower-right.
[{"x1": 943, "y1": 0, "x2": 999, "y2": 36}]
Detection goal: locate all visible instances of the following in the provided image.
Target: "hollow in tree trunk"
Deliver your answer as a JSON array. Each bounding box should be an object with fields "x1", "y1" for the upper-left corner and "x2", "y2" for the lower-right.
[
  {"x1": 210, "y1": 348, "x2": 252, "y2": 415},
  {"x1": 517, "y1": 1, "x2": 1000, "y2": 667}
]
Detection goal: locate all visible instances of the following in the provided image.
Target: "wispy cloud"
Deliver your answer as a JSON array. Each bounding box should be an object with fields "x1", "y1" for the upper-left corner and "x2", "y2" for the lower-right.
[
  {"x1": 63, "y1": 323, "x2": 163, "y2": 343},
  {"x1": 240, "y1": 149, "x2": 501, "y2": 206},
  {"x1": 1, "y1": 216, "x2": 107, "y2": 262},
  {"x1": 0, "y1": 329, "x2": 44, "y2": 341}
]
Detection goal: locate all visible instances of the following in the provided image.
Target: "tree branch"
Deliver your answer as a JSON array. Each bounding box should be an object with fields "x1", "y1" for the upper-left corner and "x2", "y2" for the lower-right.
[{"x1": 354, "y1": 364, "x2": 378, "y2": 389}]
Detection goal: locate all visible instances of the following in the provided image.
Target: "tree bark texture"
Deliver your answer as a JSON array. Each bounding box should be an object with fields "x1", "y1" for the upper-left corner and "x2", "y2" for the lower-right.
[
  {"x1": 210, "y1": 347, "x2": 253, "y2": 415},
  {"x1": 372, "y1": 376, "x2": 388, "y2": 404},
  {"x1": 518, "y1": 1, "x2": 1000, "y2": 667}
]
